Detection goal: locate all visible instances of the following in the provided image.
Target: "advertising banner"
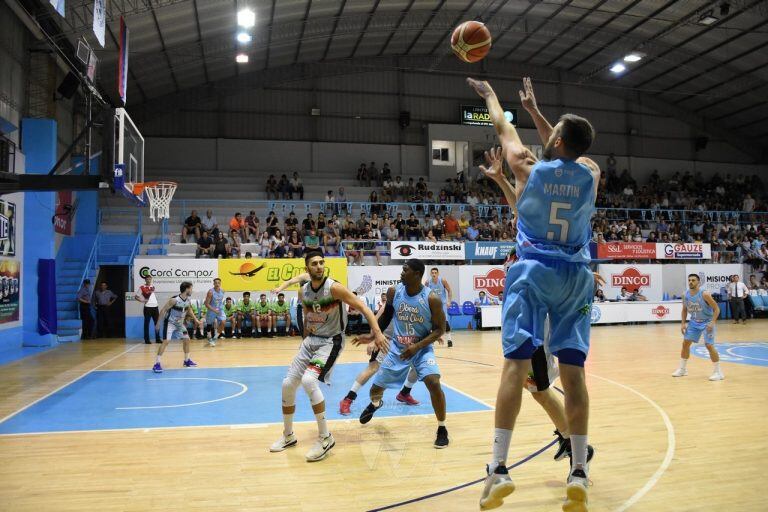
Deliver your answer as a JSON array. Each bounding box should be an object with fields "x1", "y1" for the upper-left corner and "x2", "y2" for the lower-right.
[
  {"x1": 133, "y1": 259, "x2": 219, "y2": 292},
  {"x1": 656, "y1": 243, "x2": 711, "y2": 260},
  {"x1": 348, "y1": 265, "x2": 460, "y2": 305},
  {"x1": 458, "y1": 265, "x2": 505, "y2": 302},
  {"x1": 54, "y1": 191, "x2": 74, "y2": 235},
  {"x1": 0, "y1": 199, "x2": 17, "y2": 257},
  {"x1": 597, "y1": 264, "x2": 664, "y2": 302},
  {"x1": 596, "y1": 243, "x2": 656, "y2": 260},
  {"x1": 218, "y1": 258, "x2": 347, "y2": 292},
  {"x1": 684, "y1": 264, "x2": 743, "y2": 294},
  {"x1": 390, "y1": 241, "x2": 464, "y2": 260},
  {"x1": 0, "y1": 259, "x2": 20, "y2": 324},
  {"x1": 464, "y1": 242, "x2": 517, "y2": 260},
  {"x1": 590, "y1": 301, "x2": 683, "y2": 324},
  {"x1": 93, "y1": 0, "x2": 106, "y2": 47}
]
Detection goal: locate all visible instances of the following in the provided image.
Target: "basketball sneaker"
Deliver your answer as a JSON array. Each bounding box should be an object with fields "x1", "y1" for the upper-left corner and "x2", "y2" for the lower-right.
[
  {"x1": 152, "y1": 362, "x2": 163, "y2": 373},
  {"x1": 269, "y1": 433, "x2": 297, "y2": 452},
  {"x1": 359, "y1": 401, "x2": 383, "y2": 424},
  {"x1": 183, "y1": 359, "x2": 197, "y2": 367},
  {"x1": 447, "y1": 340, "x2": 453, "y2": 347},
  {"x1": 434, "y1": 426, "x2": 449, "y2": 449},
  {"x1": 479, "y1": 464, "x2": 515, "y2": 510},
  {"x1": 396, "y1": 392, "x2": 419, "y2": 405},
  {"x1": 339, "y1": 397, "x2": 353, "y2": 415},
  {"x1": 207, "y1": 337, "x2": 216, "y2": 347},
  {"x1": 556, "y1": 432, "x2": 595, "y2": 463},
  {"x1": 671, "y1": 368, "x2": 687, "y2": 377},
  {"x1": 305, "y1": 433, "x2": 335, "y2": 462},
  {"x1": 709, "y1": 370, "x2": 724, "y2": 381},
  {"x1": 563, "y1": 467, "x2": 589, "y2": 512}
]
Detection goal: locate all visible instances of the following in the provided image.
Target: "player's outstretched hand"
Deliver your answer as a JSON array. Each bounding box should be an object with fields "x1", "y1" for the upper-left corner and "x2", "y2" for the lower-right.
[
  {"x1": 351, "y1": 333, "x2": 374, "y2": 346},
  {"x1": 466, "y1": 77, "x2": 493, "y2": 99},
  {"x1": 519, "y1": 77, "x2": 538, "y2": 113},
  {"x1": 372, "y1": 330, "x2": 389, "y2": 355},
  {"x1": 680, "y1": 322, "x2": 687, "y2": 335},
  {"x1": 592, "y1": 272, "x2": 606, "y2": 288},
  {"x1": 400, "y1": 344, "x2": 419, "y2": 361},
  {"x1": 437, "y1": 337, "x2": 445, "y2": 345},
  {"x1": 479, "y1": 146, "x2": 504, "y2": 182}
]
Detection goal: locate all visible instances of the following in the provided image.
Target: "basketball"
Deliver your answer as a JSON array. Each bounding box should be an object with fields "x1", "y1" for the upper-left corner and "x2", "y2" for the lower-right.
[{"x1": 451, "y1": 21, "x2": 492, "y2": 63}]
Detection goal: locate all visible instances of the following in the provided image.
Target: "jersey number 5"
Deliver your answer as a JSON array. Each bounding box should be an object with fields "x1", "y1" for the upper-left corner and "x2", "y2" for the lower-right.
[{"x1": 547, "y1": 202, "x2": 571, "y2": 243}]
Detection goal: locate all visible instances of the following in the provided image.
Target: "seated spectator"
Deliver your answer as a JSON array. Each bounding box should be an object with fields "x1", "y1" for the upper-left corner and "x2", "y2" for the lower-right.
[
  {"x1": 392, "y1": 176, "x2": 404, "y2": 199},
  {"x1": 438, "y1": 189, "x2": 449, "y2": 204},
  {"x1": 369, "y1": 191, "x2": 382, "y2": 215},
  {"x1": 405, "y1": 178, "x2": 416, "y2": 198},
  {"x1": 304, "y1": 229, "x2": 321, "y2": 251},
  {"x1": 361, "y1": 229, "x2": 382, "y2": 266},
  {"x1": 394, "y1": 212, "x2": 406, "y2": 234},
  {"x1": 302, "y1": 213, "x2": 315, "y2": 235},
  {"x1": 229, "y1": 212, "x2": 247, "y2": 241},
  {"x1": 369, "y1": 161, "x2": 379, "y2": 186},
  {"x1": 382, "y1": 221, "x2": 399, "y2": 241},
  {"x1": 324, "y1": 226, "x2": 341, "y2": 255},
  {"x1": 381, "y1": 163, "x2": 392, "y2": 183},
  {"x1": 245, "y1": 210, "x2": 259, "y2": 242},
  {"x1": 287, "y1": 230, "x2": 304, "y2": 258},
  {"x1": 265, "y1": 174, "x2": 278, "y2": 199},
  {"x1": 617, "y1": 287, "x2": 630, "y2": 301},
  {"x1": 376, "y1": 292, "x2": 387, "y2": 313},
  {"x1": 181, "y1": 209, "x2": 202, "y2": 243},
  {"x1": 278, "y1": 174, "x2": 291, "y2": 199},
  {"x1": 201, "y1": 209, "x2": 219, "y2": 237},
  {"x1": 369, "y1": 212, "x2": 381, "y2": 232},
  {"x1": 346, "y1": 292, "x2": 364, "y2": 334},
  {"x1": 324, "y1": 190, "x2": 336, "y2": 210},
  {"x1": 478, "y1": 222, "x2": 494, "y2": 241},
  {"x1": 416, "y1": 177, "x2": 427, "y2": 195},
  {"x1": 343, "y1": 232, "x2": 362, "y2": 266},
  {"x1": 244, "y1": 251, "x2": 253, "y2": 258},
  {"x1": 465, "y1": 221, "x2": 479, "y2": 241},
  {"x1": 381, "y1": 178, "x2": 393, "y2": 202},
  {"x1": 196, "y1": 230, "x2": 214, "y2": 258},
  {"x1": 265, "y1": 211, "x2": 279, "y2": 236},
  {"x1": 229, "y1": 231, "x2": 241, "y2": 258},
  {"x1": 425, "y1": 229, "x2": 438, "y2": 242},
  {"x1": 212, "y1": 231, "x2": 230, "y2": 259},
  {"x1": 357, "y1": 163, "x2": 368, "y2": 185},
  {"x1": 290, "y1": 172, "x2": 304, "y2": 200},
  {"x1": 316, "y1": 212, "x2": 327, "y2": 232},
  {"x1": 444, "y1": 212, "x2": 460, "y2": 239},
  {"x1": 258, "y1": 232, "x2": 272, "y2": 258},
  {"x1": 284, "y1": 211, "x2": 298, "y2": 234},
  {"x1": 406, "y1": 213, "x2": 421, "y2": 241},
  {"x1": 336, "y1": 187, "x2": 348, "y2": 214},
  {"x1": 271, "y1": 229, "x2": 287, "y2": 257},
  {"x1": 431, "y1": 213, "x2": 445, "y2": 239},
  {"x1": 474, "y1": 291, "x2": 494, "y2": 329},
  {"x1": 356, "y1": 212, "x2": 369, "y2": 233},
  {"x1": 595, "y1": 289, "x2": 606, "y2": 302},
  {"x1": 629, "y1": 290, "x2": 648, "y2": 301},
  {"x1": 457, "y1": 213, "x2": 470, "y2": 236},
  {"x1": 329, "y1": 213, "x2": 341, "y2": 230}
]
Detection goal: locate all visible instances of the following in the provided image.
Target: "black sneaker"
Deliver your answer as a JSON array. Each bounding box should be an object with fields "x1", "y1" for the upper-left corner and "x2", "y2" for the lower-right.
[
  {"x1": 447, "y1": 340, "x2": 453, "y2": 347},
  {"x1": 434, "y1": 426, "x2": 449, "y2": 449},
  {"x1": 553, "y1": 430, "x2": 570, "y2": 461},
  {"x1": 359, "y1": 401, "x2": 383, "y2": 424},
  {"x1": 565, "y1": 443, "x2": 595, "y2": 463}
]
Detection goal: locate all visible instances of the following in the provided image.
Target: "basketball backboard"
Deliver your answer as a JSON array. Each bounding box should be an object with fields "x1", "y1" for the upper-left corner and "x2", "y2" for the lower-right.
[{"x1": 108, "y1": 107, "x2": 146, "y2": 205}]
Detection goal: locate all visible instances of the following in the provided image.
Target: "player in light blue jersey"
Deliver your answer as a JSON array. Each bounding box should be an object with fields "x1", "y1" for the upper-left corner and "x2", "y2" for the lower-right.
[
  {"x1": 353, "y1": 259, "x2": 450, "y2": 449},
  {"x1": 673, "y1": 273, "x2": 723, "y2": 381},
  {"x1": 468, "y1": 76, "x2": 599, "y2": 511},
  {"x1": 424, "y1": 267, "x2": 454, "y2": 346},
  {"x1": 204, "y1": 277, "x2": 226, "y2": 346}
]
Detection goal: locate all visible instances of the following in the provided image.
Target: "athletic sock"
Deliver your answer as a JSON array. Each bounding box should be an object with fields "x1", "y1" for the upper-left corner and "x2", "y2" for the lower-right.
[
  {"x1": 183, "y1": 351, "x2": 190, "y2": 361},
  {"x1": 437, "y1": 420, "x2": 446, "y2": 427},
  {"x1": 713, "y1": 362, "x2": 721, "y2": 372},
  {"x1": 446, "y1": 332, "x2": 453, "y2": 342},
  {"x1": 315, "y1": 411, "x2": 329, "y2": 438},
  {"x1": 571, "y1": 434, "x2": 588, "y2": 473},
  {"x1": 400, "y1": 385, "x2": 412, "y2": 396},
  {"x1": 155, "y1": 355, "x2": 161, "y2": 364},
  {"x1": 283, "y1": 413, "x2": 294, "y2": 437},
  {"x1": 489, "y1": 428, "x2": 512, "y2": 474},
  {"x1": 351, "y1": 381, "x2": 362, "y2": 393},
  {"x1": 680, "y1": 358, "x2": 688, "y2": 369},
  {"x1": 345, "y1": 390, "x2": 358, "y2": 401}
]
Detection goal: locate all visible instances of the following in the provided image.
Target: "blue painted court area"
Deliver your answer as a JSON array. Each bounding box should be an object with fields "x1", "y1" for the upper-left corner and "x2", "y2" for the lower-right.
[
  {"x1": 0, "y1": 346, "x2": 54, "y2": 367},
  {"x1": 693, "y1": 342, "x2": 768, "y2": 367},
  {"x1": 0, "y1": 363, "x2": 490, "y2": 435}
]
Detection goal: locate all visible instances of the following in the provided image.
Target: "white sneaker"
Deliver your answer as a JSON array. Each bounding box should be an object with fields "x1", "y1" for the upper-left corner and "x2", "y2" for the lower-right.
[
  {"x1": 563, "y1": 467, "x2": 589, "y2": 512},
  {"x1": 269, "y1": 433, "x2": 297, "y2": 452},
  {"x1": 671, "y1": 368, "x2": 687, "y2": 377},
  {"x1": 480, "y1": 464, "x2": 515, "y2": 510},
  {"x1": 208, "y1": 339, "x2": 216, "y2": 347},
  {"x1": 709, "y1": 371, "x2": 724, "y2": 381},
  {"x1": 305, "y1": 433, "x2": 335, "y2": 462}
]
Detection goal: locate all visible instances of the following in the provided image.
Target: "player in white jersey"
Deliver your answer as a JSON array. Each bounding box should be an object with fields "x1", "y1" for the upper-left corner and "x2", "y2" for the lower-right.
[
  {"x1": 269, "y1": 249, "x2": 387, "y2": 462},
  {"x1": 153, "y1": 281, "x2": 203, "y2": 373},
  {"x1": 672, "y1": 273, "x2": 723, "y2": 380}
]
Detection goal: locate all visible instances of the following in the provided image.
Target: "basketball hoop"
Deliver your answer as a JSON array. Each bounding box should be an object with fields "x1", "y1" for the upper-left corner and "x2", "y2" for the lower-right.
[{"x1": 134, "y1": 181, "x2": 177, "y2": 222}]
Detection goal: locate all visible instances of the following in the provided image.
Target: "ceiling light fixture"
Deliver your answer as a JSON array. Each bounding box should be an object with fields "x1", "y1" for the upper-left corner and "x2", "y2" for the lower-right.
[
  {"x1": 610, "y1": 62, "x2": 626, "y2": 74},
  {"x1": 235, "y1": 53, "x2": 249, "y2": 63},
  {"x1": 236, "y1": 32, "x2": 252, "y2": 43},
  {"x1": 623, "y1": 53, "x2": 643, "y2": 63},
  {"x1": 237, "y1": 8, "x2": 255, "y2": 28},
  {"x1": 697, "y1": 10, "x2": 719, "y2": 25}
]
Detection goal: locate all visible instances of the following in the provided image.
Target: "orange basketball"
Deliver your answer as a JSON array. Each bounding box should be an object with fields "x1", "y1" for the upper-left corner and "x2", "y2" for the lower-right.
[{"x1": 451, "y1": 21, "x2": 492, "y2": 63}]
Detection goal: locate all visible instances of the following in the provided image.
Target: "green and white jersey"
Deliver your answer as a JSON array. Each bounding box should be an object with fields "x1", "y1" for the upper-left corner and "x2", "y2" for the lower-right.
[
  {"x1": 238, "y1": 299, "x2": 256, "y2": 313},
  {"x1": 271, "y1": 300, "x2": 290, "y2": 314},
  {"x1": 190, "y1": 299, "x2": 206, "y2": 318},
  {"x1": 223, "y1": 303, "x2": 238, "y2": 318},
  {"x1": 301, "y1": 277, "x2": 346, "y2": 337},
  {"x1": 255, "y1": 300, "x2": 271, "y2": 315}
]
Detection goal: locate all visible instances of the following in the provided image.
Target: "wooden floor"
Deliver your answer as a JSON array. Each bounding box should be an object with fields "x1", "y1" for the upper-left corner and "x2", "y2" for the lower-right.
[{"x1": 1, "y1": 322, "x2": 766, "y2": 512}]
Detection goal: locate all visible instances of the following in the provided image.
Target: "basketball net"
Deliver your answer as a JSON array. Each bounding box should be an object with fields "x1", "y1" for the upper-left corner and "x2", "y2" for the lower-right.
[{"x1": 133, "y1": 181, "x2": 177, "y2": 222}]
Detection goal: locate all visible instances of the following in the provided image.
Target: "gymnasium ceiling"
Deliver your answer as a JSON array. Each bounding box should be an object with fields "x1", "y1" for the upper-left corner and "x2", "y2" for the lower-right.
[{"x1": 33, "y1": 0, "x2": 768, "y2": 161}]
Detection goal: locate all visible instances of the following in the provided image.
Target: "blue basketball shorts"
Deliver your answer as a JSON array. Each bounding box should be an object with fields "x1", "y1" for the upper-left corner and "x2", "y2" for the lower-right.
[
  {"x1": 372, "y1": 341, "x2": 440, "y2": 389},
  {"x1": 685, "y1": 321, "x2": 715, "y2": 345}
]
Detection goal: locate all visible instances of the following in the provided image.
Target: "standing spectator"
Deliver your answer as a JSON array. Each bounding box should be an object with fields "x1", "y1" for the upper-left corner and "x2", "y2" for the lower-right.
[
  {"x1": 369, "y1": 161, "x2": 379, "y2": 185},
  {"x1": 337, "y1": 186, "x2": 348, "y2": 203},
  {"x1": 245, "y1": 210, "x2": 260, "y2": 242},
  {"x1": 381, "y1": 163, "x2": 392, "y2": 183},
  {"x1": 325, "y1": 190, "x2": 336, "y2": 211},
  {"x1": 392, "y1": 176, "x2": 404, "y2": 199},
  {"x1": 181, "y1": 210, "x2": 202, "y2": 243},
  {"x1": 357, "y1": 163, "x2": 369, "y2": 185},
  {"x1": 287, "y1": 230, "x2": 304, "y2": 258},
  {"x1": 743, "y1": 194, "x2": 755, "y2": 213},
  {"x1": 93, "y1": 282, "x2": 117, "y2": 338},
  {"x1": 406, "y1": 213, "x2": 421, "y2": 241},
  {"x1": 134, "y1": 275, "x2": 161, "y2": 344},
  {"x1": 229, "y1": 212, "x2": 247, "y2": 241},
  {"x1": 369, "y1": 191, "x2": 382, "y2": 215},
  {"x1": 265, "y1": 174, "x2": 278, "y2": 199},
  {"x1": 290, "y1": 172, "x2": 304, "y2": 199},
  {"x1": 278, "y1": 174, "x2": 291, "y2": 199},
  {"x1": 76, "y1": 279, "x2": 94, "y2": 340},
  {"x1": 201, "y1": 210, "x2": 219, "y2": 237},
  {"x1": 304, "y1": 228, "x2": 321, "y2": 251},
  {"x1": 271, "y1": 229, "x2": 287, "y2": 257},
  {"x1": 196, "y1": 230, "x2": 214, "y2": 258},
  {"x1": 728, "y1": 275, "x2": 749, "y2": 324},
  {"x1": 265, "y1": 211, "x2": 279, "y2": 237},
  {"x1": 212, "y1": 231, "x2": 230, "y2": 259},
  {"x1": 443, "y1": 212, "x2": 460, "y2": 240}
]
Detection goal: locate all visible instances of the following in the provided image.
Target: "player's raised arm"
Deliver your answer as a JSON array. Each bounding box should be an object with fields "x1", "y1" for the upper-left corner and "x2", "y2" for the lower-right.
[
  {"x1": 331, "y1": 282, "x2": 388, "y2": 354},
  {"x1": 352, "y1": 286, "x2": 395, "y2": 347},
  {"x1": 479, "y1": 147, "x2": 518, "y2": 211},
  {"x1": 519, "y1": 77, "x2": 554, "y2": 145},
  {"x1": 272, "y1": 272, "x2": 309, "y2": 294}
]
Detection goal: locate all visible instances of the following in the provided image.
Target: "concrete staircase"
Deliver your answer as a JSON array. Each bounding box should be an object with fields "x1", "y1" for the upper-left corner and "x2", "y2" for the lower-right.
[{"x1": 56, "y1": 256, "x2": 96, "y2": 343}]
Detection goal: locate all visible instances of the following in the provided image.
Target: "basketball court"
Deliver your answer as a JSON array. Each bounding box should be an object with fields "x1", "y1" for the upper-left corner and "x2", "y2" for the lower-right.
[{"x1": 1, "y1": 324, "x2": 765, "y2": 511}]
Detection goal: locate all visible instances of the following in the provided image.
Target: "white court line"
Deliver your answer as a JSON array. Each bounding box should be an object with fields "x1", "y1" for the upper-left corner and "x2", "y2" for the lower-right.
[
  {"x1": 0, "y1": 344, "x2": 142, "y2": 425},
  {"x1": 726, "y1": 345, "x2": 768, "y2": 362},
  {"x1": 115, "y1": 378, "x2": 248, "y2": 410},
  {"x1": 440, "y1": 380, "x2": 495, "y2": 408},
  {"x1": 589, "y1": 372, "x2": 676, "y2": 512}
]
